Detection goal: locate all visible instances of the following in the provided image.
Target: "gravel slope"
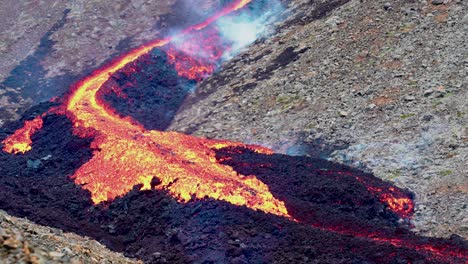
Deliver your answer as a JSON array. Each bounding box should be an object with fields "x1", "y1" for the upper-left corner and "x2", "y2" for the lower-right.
[{"x1": 0, "y1": 210, "x2": 138, "y2": 263}]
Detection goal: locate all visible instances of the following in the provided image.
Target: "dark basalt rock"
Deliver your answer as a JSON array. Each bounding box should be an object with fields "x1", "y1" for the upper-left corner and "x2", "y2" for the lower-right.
[{"x1": 98, "y1": 48, "x2": 195, "y2": 131}]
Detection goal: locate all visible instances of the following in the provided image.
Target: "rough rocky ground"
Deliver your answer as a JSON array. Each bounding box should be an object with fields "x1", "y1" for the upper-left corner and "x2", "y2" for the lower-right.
[
  {"x1": 0, "y1": 210, "x2": 138, "y2": 263},
  {"x1": 170, "y1": 0, "x2": 468, "y2": 239}
]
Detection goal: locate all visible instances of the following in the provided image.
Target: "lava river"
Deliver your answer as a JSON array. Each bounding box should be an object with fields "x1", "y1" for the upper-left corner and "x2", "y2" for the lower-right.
[{"x1": 3, "y1": 0, "x2": 289, "y2": 218}]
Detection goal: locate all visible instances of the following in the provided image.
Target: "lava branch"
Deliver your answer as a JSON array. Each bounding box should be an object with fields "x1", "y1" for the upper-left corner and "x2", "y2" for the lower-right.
[{"x1": 2, "y1": 115, "x2": 44, "y2": 154}]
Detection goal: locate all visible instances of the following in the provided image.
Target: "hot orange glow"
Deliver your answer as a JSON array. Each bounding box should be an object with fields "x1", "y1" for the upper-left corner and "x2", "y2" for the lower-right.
[
  {"x1": 380, "y1": 194, "x2": 413, "y2": 217},
  {"x1": 166, "y1": 47, "x2": 216, "y2": 80},
  {"x1": 2, "y1": 116, "x2": 44, "y2": 154},
  {"x1": 164, "y1": 27, "x2": 228, "y2": 80},
  {"x1": 356, "y1": 176, "x2": 414, "y2": 218}
]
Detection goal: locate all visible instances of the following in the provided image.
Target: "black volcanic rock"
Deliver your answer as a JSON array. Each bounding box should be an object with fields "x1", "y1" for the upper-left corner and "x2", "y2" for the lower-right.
[{"x1": 99, "y1": 48, "x2": 195, "y2": 130}]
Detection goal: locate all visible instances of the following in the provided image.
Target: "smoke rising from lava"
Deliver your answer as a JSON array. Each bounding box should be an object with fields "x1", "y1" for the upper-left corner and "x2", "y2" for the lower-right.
[
  {"x1": 170, "y1": 0, "x2": 283, "y2": 68},
  {"x1": 216, "y1": 0, "x2": 283, "y2": 59}
]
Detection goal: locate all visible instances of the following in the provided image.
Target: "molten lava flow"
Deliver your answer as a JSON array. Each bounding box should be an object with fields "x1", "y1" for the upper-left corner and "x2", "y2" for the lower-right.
[
  {"x1": 165, "y1": 27, "x2": 229, "y2": 80},
  {"x1": 60, "y1": 0, "x2": 291, "y2": 217},
  {"x1": 380, "y1": 193, "x2": 413, "y2": 218},
  {"x1": 2, "y1": 116, "x2": 44, "y2": 154},
  {"x1": 356, "y1": 176, "x2": 414, "y2": 218},
  {"x1": 1, "y1": 0, "x2": 290, "y2": 218}
]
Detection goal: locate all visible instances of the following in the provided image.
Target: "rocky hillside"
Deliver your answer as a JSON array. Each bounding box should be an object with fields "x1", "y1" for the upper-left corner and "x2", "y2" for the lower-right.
[
  {"x1": 0, "y1": 210, "x2": 137, "y2": 263},
  {"x1": 170, "y1": 0, "x2": 467, "y2": 239}
]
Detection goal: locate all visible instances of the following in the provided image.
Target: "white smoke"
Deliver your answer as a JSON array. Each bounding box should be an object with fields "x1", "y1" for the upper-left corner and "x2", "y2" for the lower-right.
[
  {"x1": 216, "y1": 0, "x2": 283, "y2": 59},
  {"x1": 166, "y1": 0, "x2": 284, "y2": 76}
]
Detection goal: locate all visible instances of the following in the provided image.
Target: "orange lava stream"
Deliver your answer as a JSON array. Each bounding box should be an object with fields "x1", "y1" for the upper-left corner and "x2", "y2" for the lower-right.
[
  {"x1": 356, "y1": 176, "x2": 414, "y2": 218},
  {"x1": 2, "y1": 115, "x2": 44, "y2": 154},
  {"x1": 64, "y1": 0, "x2": 289, "y2": 218},
  {"x1": 315, "y1": 226, "x2": 467, "y2": 260}
]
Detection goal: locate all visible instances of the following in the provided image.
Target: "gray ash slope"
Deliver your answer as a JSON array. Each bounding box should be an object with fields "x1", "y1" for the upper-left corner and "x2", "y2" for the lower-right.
[
  {"x1": 170, "y1": 0, "x2": 468, "y2": 239},
  {"x1": 0, "y1": 210, "x2": 138, "y2": 263}
]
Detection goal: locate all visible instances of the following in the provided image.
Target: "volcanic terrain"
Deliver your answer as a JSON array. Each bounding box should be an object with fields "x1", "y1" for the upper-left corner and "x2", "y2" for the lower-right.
[{"x1": 0, "y1": 0, "x2": 467, "y2": 263}]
